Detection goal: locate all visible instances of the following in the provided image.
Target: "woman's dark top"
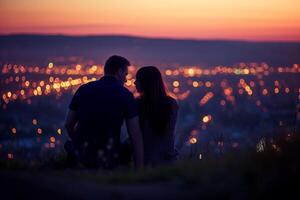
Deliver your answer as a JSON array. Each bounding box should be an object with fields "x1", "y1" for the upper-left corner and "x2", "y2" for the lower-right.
[{"x1": 137, "y1": 96, "x2": 178, "y2": 167}]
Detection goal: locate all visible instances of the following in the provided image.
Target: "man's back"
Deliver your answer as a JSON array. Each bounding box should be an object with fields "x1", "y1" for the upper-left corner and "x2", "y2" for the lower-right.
[
  {"x1": 68, "y1": 76, "x2": 137, "y2": 167},
  {"x1": 65, "y1": 55, "x2": 143, "y2": 169}
]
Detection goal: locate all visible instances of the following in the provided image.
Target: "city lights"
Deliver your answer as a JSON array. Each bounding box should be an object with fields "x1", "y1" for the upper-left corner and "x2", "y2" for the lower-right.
[{"x1": 0, "y1": 61, "x2": 299, "y2": 164}]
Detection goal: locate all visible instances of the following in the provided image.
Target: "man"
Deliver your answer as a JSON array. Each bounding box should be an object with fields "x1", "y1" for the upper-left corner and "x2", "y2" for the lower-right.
[{"x1": 64, "y1": 55, "x2": 144, "y2": 169}]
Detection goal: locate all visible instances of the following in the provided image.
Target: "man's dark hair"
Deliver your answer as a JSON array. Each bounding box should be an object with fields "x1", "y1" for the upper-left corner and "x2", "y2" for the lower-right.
[{"x1": 104, "y1": 55, "x2": 130, "y2": 75}]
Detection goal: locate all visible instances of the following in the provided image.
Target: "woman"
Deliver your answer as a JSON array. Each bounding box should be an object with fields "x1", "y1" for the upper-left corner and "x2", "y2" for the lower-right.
[{"x1": 135, "y1": 66, "x2": 178, "y2": 167}]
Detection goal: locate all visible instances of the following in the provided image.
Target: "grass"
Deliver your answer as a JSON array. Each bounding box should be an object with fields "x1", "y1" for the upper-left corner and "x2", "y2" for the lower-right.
[{"x1": 1, "y1": 134, "x2": 299, "y2": 199}]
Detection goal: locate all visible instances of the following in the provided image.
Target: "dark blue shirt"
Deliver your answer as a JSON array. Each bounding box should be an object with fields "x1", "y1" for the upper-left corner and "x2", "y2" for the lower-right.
[{"x1": 69, "y1": 76, "x2": 137, "y2": 149}]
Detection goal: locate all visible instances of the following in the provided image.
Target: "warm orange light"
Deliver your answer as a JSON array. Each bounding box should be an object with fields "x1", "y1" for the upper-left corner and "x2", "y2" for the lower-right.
[
  {"x1": 7, "y1": 153, "x2": 14, "y2": 159},
  {"x1": 11, "y1": 128, "x2": 17, "y2": 134},
  {"x1": 202, "y1": 116, "x2": 208, "y2": 123},
  {"x1": 173, "y1": 81, "x2": 180, "y2": 88},
  {"x1": 37, "y1": 128, "x2": 42, "y2": 135},
  {"x1": 262, "y1": 89, "x2": 268, "y2": 95},
  {"x1": 189, "y1": 137, "x2": 197, "y2": 144},
  {"x1": 12, "y1": 93, "x2": 17, "y2": 100},
  {"x1": 50, "y1": 136, "x2": 56, "y2": 143},
  {"x1": 202, "y1": 115, "x2": 212, "y2": 123},
  {"x1": 32, "y1": 119, "x2": 38, "y2": 125},
  {"x1": 39, "y1": 81, "x2": 45, "y2": 87},
  {"x1": 76, "y1": 64, "x2": 82, "y2": 71},
  {"x1": 205, "y1": 81, "x2": 212, "y2": 88},
  {"x1": 48, "y1": 62, "x2": 54, "y2": 68},
  {"x1": 187, "y1": 68, "x2": 195, "y2": 77},
  {"x1": 224, "y1": 88, "x2": 232, "y2": 96},
  {"x1": 199, "y1": 92, "x2": 214, "y2": 106},
  {"x1": 245, "y1": 68, "x2": 250, "y2": 74},
  {"x1": 125, "y1": 80, "x2": 132, "y2": 87},
  {"x1": 25, "y1": 81, "x2": 30, "y2": 87},
  {"x1": 285, "y1": 88, "x2": 290, "y2": 93},
  {"x1": 192, "y1": 81, "x2": 199, "y2": 88},
  {"x1": 165, "y1": 69, "x2": 172, "y2": 76}
]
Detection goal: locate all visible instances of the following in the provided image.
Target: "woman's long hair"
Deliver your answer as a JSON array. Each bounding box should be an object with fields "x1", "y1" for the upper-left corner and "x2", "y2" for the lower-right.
[{"x1": 136, "y1": 66, "x2": 175, "y2": 135}]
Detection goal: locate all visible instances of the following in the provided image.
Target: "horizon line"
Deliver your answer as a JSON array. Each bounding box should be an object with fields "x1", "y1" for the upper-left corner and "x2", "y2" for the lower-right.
[{"x1": 1, "y1": 33, "x2": 300, "y2": 43}]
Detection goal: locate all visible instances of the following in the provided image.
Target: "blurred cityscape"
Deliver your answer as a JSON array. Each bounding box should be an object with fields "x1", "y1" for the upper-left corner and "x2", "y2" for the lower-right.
[
  {"x1": 1, "y1": 0, "x2": 300, "y2": 196},
  {"x1": 1, "y1": 59, "x2": 299, "y2": 165}
]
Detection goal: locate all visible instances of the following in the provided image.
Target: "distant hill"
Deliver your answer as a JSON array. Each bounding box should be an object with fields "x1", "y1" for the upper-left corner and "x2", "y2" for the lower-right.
[{"x1": 0, "y1": 34, "x2": 300, "y2": 67}]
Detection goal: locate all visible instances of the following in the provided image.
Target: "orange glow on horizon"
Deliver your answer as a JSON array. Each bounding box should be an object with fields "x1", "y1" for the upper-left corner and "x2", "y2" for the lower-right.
[{"x1": 0, "y1": 0, "x2": 300, "y2": 41}]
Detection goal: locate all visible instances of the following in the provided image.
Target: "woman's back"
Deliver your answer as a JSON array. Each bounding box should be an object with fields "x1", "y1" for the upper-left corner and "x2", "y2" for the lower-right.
[
  {"x1": 137, "y1": 96, "x2": 178, "y2": 167},
  {"x1": 135, "y1": 66, "x2": 179, "y2": 167}
]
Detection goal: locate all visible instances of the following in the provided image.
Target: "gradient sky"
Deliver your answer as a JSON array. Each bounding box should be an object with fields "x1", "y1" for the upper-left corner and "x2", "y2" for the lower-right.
[{"x1": 1, "y1": 0, "x2": 300, "y2": 41}]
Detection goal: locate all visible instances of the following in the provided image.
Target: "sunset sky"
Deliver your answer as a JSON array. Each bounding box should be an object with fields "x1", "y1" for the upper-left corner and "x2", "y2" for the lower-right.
[{"x1": 1, "y1": 0, "x2": 300, "y2": 41}]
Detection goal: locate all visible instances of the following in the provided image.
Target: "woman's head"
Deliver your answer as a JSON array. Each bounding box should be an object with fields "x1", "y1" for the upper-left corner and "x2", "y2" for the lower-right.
[{"x1": 135, "y1": 66, "x2": 167, "y2": 97}]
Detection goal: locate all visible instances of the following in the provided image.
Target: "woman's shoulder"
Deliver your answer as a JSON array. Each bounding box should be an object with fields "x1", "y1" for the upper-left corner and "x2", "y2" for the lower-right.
[
  {"x1": 166, "y1": 96, "x2": 179, "y2": 110},
  {"x1": 135, "y1": 96, "x2": 178, "y2": 110}
]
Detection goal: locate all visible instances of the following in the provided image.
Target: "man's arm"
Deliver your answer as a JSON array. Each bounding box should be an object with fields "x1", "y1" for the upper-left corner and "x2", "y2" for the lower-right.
[
  {"x1": 64, "y1": 109, "x2": 78, "y2": 140},
  {"x1": 126, "y1": 116, "x2": 144, "y2": 169}
]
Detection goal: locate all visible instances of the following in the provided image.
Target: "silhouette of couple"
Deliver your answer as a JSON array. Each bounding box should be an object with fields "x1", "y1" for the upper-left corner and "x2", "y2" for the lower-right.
[{"x1": 64, "y1": 55, "x2": 178, "y2": 169}]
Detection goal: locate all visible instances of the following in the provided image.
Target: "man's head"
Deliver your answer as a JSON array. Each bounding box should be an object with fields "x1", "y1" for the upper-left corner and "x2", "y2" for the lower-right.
[{"x1": 104, "y1": 55, "x2": 130, "y2": 83}]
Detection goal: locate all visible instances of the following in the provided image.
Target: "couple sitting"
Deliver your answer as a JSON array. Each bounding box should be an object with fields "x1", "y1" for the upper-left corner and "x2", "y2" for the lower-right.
[{"x1": 64, "y1": 55, "x2": 178, "y2": 169}]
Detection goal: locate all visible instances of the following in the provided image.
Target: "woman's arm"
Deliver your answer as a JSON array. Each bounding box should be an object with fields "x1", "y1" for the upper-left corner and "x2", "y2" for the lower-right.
[
  {"x1": 126, "y1": 116, "x2": 144, "y2": 169},
  {"x1": 165, "y1": 98, "x2": 179, "y2": 156},
  {"x1": 64, "y1": 109, "x2": 78, "y2": 140}
]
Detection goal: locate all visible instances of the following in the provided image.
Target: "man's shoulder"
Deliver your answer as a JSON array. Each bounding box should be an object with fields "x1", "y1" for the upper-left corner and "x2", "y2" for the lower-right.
[
  {"x1": 78, "y1": 81, "x2": 98, "y2": 91},
  {"x1": 116, "y1": 85, "x2": 134, "y2": 97},
  {"x1": 76, "y1": 80, "x2": 134, "y2": 100}
]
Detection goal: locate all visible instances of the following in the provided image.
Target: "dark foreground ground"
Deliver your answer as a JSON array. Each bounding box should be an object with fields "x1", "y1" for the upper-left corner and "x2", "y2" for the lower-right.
[{"x1": 0, "y1": 135, "x2": 299, "y2": 200}]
